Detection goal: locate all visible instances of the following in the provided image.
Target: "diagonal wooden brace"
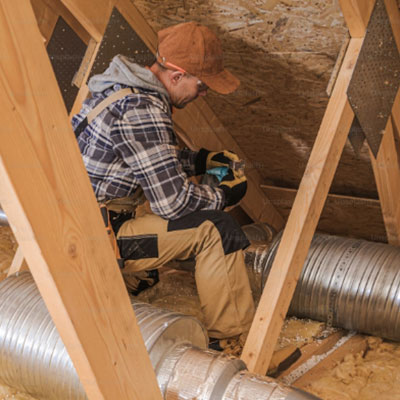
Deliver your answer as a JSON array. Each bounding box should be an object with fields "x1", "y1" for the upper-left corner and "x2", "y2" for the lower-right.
[
  {"x1": 0, "y1": 1, "x2": 162, "y2": 398},
  {"x1": 241, "y1": 37, "x2": 363, "y2": 374}
]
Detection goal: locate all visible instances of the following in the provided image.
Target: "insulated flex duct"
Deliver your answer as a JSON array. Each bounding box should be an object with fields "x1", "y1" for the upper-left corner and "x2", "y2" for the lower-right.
[
  {"x1": 0, "y1": 273, "x2": 319, "y2": 399},
  {"x1": 261, "y1": 232, "x2": 400, "y2": 341}
]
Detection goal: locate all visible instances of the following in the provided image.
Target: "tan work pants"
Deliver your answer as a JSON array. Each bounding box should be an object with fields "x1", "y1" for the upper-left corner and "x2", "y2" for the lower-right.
[{"x1": 117, "y1": 210, "x2": 255, "y2": 338}]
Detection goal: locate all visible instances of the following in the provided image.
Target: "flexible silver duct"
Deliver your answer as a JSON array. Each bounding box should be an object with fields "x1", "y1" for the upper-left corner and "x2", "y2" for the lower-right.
[
  {"x1": 260, "y1": 232, "x2": 400, "y2": 341},
  {"x1": 0, "y1": 272, "x2": 207, "y2": 399},
  {"x1": 0, "y1": 208, "x2": 8, "y2": 226},
  {"x1": 241, "y1": 222, "x2": 276, "y2": 243},
  {"x1": 163, "y1": 346, "x2": 246, "y2": 399},
  {"x1": 223, "y1": 371, "x2": 320, "y2": 400},
  {"x1": 0, "y1": 273, "x2": 319, "y2": 400},
  {"x1": 158, "y1": 344, "x2": 319, "y2": 400}
]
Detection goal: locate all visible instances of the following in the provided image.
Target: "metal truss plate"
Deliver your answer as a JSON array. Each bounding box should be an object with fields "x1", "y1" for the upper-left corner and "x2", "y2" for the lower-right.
[
  {"x1": 348, "y1": 116, "x2": 366, "y2": 157},
  {"x1": 89, "y1": 7, "x2": 155, "y2": 79},
  {"x1": 46, "y1": 17, "x2": 87, "y2": 113},
  {"x1": 347, "y1": 0, "x2": 400, "y2": 157}
]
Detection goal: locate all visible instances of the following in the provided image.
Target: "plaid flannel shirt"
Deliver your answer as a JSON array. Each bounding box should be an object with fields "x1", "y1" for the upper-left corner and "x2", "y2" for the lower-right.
[{"x1": 71, "y1": 84, "x2": 224, "y2": 220}]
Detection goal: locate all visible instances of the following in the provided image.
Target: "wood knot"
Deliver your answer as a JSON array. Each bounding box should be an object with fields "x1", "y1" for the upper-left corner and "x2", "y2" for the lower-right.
[{"x1": 68, "y1": 243, "x2": 77, "y2": 258}]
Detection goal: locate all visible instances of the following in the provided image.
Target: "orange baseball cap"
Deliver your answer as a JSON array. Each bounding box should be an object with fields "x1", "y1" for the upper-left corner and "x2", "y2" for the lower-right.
[{"x1": 156, "y1": 22, "x2": 240, "y2": 94}]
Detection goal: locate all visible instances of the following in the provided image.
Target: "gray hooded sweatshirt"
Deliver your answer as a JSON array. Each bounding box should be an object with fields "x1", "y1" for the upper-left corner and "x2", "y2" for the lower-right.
[{"x1": 88, "y1": 54, "x2": 170, "y2": 107}]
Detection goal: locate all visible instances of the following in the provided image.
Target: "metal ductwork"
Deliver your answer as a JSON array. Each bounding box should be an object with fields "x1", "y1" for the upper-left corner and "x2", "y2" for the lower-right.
[
  {"x1": 159, "y1": 344, "x2": 320, "y2": 400},
  {"x1": 260, "y1": 232, "x2": 400, "y2": 341},
  {"x1": 0, "y1": 273, "x2": 319, "y2": 400},
  {"x1": 0, "y1": 208, "x2": 8, "y2": 226},
  {"x1": 0, "y1": 272, "x2": 207, "y2": 399},
  {"x1": 241, "y1": 222, "x2": 276, "y2": 243}
]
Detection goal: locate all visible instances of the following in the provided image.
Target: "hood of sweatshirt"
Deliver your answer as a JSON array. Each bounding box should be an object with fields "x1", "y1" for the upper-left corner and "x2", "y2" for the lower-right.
[{"x1": 88, "y1": 54, "x2": 170, "y2": 105}]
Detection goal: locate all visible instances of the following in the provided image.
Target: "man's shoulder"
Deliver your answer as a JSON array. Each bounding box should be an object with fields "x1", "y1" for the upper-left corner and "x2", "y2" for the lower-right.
[
  {"x1": 112, "y1": 90, "x2": 176, "y2": 145},
  {"x1": 122, "y1": 90, "x2": 171, "y2": 118}
]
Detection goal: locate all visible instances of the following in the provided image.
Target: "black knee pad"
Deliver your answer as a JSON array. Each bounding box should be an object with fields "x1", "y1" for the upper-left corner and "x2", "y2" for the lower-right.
[{"x1": 168, "y1": 210, "x2": 250, "y2": 255}]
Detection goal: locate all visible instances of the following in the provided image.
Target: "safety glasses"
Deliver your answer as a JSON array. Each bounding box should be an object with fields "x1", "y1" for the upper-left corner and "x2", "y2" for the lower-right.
[{"x1": 157, "y1": 51, "x2": 208, "y2": 92}]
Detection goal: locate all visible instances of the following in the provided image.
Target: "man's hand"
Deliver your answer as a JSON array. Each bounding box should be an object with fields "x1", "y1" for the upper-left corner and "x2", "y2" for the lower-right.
[
  {"x1": 206, "y1": 150, "x2": 239, "y2": 170},
  {"x1": 195, "y1": 148, "x2": 239, "y2": 175},
  {"x1": 218, "y1": 168, "x2": 247, "y2": 207}
]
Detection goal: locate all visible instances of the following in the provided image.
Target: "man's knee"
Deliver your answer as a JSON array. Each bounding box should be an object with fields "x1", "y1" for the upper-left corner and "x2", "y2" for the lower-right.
[{"x1": 167, "y1": 210, "x2": 249, "y2": 255}]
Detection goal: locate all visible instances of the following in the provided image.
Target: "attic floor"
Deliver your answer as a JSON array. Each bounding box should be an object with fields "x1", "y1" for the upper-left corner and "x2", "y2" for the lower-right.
[{"x1": 1, "y1": 226, "x2": 400, "y2": 400}]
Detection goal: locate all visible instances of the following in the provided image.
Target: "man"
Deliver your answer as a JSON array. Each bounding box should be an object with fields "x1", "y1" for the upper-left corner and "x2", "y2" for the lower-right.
[{"x1": 72, "y1": 22, "x2": 255, "y2": 345}]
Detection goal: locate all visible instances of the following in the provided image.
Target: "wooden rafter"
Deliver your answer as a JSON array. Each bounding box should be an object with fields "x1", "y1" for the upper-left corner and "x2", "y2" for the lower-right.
[
  {"x1": 241, "y1": 37, "x2": 363, "y2": 373},
  {"x1": 370, "y1": 118, "x2": 400, "y2": 245},
  {"x1": 339, "y1": 0, "x2": 375, "y2": 37},
  {"x1": 31, "y1": 0, "x2": 91, "y2": 45},
  {"x1": 7, "y1": 247, "x2": 28, "y2": 277},
  {"x1": 293, "y1": 335, "x2": 368, "y2": 389},
  {"x1": 0, "y1": 1, "x2": 162, "y2": 398}
]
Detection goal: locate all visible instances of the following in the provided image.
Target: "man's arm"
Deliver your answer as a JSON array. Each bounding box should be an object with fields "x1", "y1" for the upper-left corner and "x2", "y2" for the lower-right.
[
  {"x1": 176, "y1": 148, "x2": 198, "y2": 177},
  {"x1": 111, "y1": 103, "x2": 225, "y2": 220}
]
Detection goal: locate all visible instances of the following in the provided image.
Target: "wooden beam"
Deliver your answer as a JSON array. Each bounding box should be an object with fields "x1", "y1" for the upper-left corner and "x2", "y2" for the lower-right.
[
  {"x1": 62, "y1": 0, "x2": 284, "y2": 230},
  {"x1": 31, "y1": 0, "x2": 91, "y2": 45},
  {"x1": 0, "y1": 1, "x2": 162, "y2": 399},
  {"x1": 260, "y1": 185, "x2": 386, "y2": 242},
  {"x1": 31, "y1": 0, "x2": 59, "y2": 44},
  {"x1": 7, "y1": 246, "x2": 29, "y2": 276},
  {"x1": 338, "y1": 0, "x2": 375, "y2": 38},
  {"x1": 370, "y1": 118, "x2": 400, "y2": 245},
  {"x1": 70, "y1": 40, "x2": 101, "y2": 117},
  {"x1": 241, "y1": 38, "x2": 363, "y2": 374},
  {"x1": 267, "y1": 344, "x2": 299, "y2": 375},
  {"x1": 384, "y1": 0, "x2": 400, "y2": 51},
  {"x1": 326, "y1": 37, "x2": 350, "y2": 97},
  {"x1": 278, "y1": 331, "x2": 345, "y2": 380},
  {"x1": 293, "y1": 335, "x2": 368, "y2": 389},
  {"x1": 386, "y1": 0, "x2": 400, "y2": 161},
  {"x1": 394, "y1": 91, "x2": 400, "y2": 142},
  {"x1": 59, "y1": 0, "x2": 112, "y2": 41},
  {"x1": 72, "y1": 39, "x2": 98, "y2": 89}
]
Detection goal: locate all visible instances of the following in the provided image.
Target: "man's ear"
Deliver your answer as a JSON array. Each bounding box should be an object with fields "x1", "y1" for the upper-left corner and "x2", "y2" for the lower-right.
[{"x1": 170, "y1": 70, "x2": 184, "y2": 86}]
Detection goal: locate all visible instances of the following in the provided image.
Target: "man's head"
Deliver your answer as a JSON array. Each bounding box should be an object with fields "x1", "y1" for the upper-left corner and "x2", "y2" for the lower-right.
[{"x1": 150, "y1": 22, "x2": 240, "y2": 109}]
